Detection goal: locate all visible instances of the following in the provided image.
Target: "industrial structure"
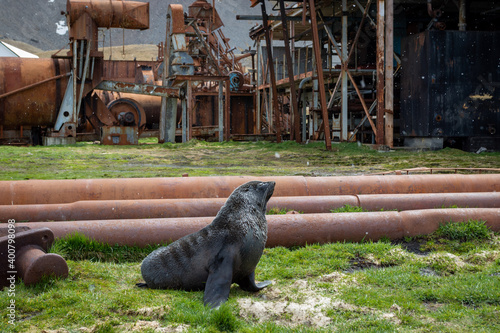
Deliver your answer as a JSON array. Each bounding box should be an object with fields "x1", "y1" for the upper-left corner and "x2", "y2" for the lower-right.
[
  {"x1": 0, "y1": 0, "x2": 499, "y2": 150},
  {"x1": 0, "y1": 0, "x2": 258, "y2": 145},
  {"x1": 243, "y1": 0, "x2": 500, "y2": 151}
]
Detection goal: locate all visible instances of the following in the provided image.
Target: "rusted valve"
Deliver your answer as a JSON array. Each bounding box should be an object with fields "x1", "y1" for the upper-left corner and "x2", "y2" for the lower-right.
[{"x1": 0, "y1": 228, "x2": 68, "y2": 287}]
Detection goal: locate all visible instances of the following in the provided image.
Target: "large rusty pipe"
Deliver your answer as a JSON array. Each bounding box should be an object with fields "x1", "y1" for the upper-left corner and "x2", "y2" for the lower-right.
[
  {"x1": 2, "y1": 192, "x2": 499, "y2": 223},
  {"x1": 0, "y1": 58, "x2": 72, "y2": 129},
  {"x1": 67, "y1": 0, "x2": 149, "y2": 30},
  {"x1": 1, "y1": 175, "x2": 500, "y2": 205},
  {"x1": 7, "y1": 208, "x2": 500, "y2": 247}
]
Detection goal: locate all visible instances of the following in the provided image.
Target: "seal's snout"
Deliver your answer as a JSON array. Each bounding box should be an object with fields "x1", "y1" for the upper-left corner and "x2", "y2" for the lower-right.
[{"x1": 264, "y1": 181, "x2": 275, "y2": 202}]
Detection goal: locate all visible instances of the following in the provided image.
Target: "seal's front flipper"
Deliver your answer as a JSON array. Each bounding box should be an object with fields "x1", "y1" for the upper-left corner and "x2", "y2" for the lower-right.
[
  {"x1": 237, "y1": 271, "x2": 272, "y2": 292},
  {"x1": 203, "y1": 253, "x2": 234, "y2": 308},
  {"x1": 136, "y1": 282, "x2": 148, "y2": 288}
]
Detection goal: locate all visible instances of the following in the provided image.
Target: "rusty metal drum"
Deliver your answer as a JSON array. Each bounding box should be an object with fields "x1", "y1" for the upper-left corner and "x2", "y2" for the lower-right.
[{"x1": 0, "y1": 57, "x2": 72, "y2": 129}]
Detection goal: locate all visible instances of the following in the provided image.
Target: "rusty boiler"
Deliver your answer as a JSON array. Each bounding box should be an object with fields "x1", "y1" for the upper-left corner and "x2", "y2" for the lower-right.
[{"x1": 0, "y1": 58, "x2": 72, "y2": 129}]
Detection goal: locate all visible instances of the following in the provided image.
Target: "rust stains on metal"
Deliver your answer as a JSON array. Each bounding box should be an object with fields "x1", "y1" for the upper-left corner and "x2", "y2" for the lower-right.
[
  {"x1": 67, "y1": 0, "x2": 149, "y2": 30},
  {"x1": 0, "y1": 228, "x2": 68, "y2": 287},
  {"x1": 8, "y1": 208, "x2": 500, "y2": 247},
  {"x1": 308, "y1": 0, "x2": 332, "y2": 150},
  {"x1": 1, "y1": 174, "x2": 500, "y2": 205},
  {"x1": 0, "y1": 58, "x2": 72, "y2": 129},
  {"x1": 96, "y1": 80, "x2": 181, "y2": 98},
  {"x1": 2, "y1": 192, "x2": 499, "y2": 223},
  {"x1": 100, "y1": 125, "x2": 139, "y2": 145}
]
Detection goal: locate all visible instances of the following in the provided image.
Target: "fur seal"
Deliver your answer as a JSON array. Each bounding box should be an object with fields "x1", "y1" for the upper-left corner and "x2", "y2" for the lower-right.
[{"x1": 139, "y1": 180, "x2": 275, "y2": 308}]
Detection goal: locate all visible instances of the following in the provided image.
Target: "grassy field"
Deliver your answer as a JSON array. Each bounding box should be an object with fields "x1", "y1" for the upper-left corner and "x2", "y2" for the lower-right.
[
  {"x1": 1, "y1": 139, "x2": 499, "y2": 180},
  {"x1": 1, "y1": 140, "x2": 500, "y2": 332}
]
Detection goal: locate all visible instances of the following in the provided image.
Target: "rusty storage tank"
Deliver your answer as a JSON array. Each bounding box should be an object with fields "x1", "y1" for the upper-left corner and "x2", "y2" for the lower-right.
[{"x1": 0, "y1": 57, "x2": 72, "y2": 129}]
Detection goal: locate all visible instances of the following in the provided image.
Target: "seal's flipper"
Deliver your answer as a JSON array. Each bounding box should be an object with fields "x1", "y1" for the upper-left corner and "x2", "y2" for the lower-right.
[
  {"x1": 203, "y1": 253, "x2": 234, "y2": 308},
  {"x1": 136, "y1": 282, "x2": 148, "y2": 288},
  {"x1": 237, "y1": 271, "x2": 272, "y2": 292}
]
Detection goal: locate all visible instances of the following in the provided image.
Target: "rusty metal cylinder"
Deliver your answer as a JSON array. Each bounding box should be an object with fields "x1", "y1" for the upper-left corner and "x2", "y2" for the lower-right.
[
  {"x1": 118, "y1": 93, "x2": 161, "y2": 125},
  {"x1": 67, "y1": 0, "x2": 149, "y2": 30},
  {"x1": 1, "y1": 174, "x2": 500, "y2": 205},
  {"x1": 16, "y1": 245, "x2": 69, "y2": 285},
  {"x1": 8, "y1": 208, "x2": 500, "y2": 247},
  {"x1": 2, "y1": 192, "x2": 499, "y2": 223},
  {"x1": 0, "y1": 58, "x2": 71, "y2": 129}
]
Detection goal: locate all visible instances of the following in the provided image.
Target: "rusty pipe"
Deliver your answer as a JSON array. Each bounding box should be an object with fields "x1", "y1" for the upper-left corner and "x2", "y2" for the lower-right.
[
  {"x1": 2, "y1": 175, "x2": 500, "y2": 205},
  {"x1": 0, "y1": 228, "x2": 68, "y2": 287},
  {"x1": 0, "y1": 196, "x2": 358, "y2": 222},
  {"x1": 17, "y1": 245, "x2": 69, "y2": 285},
  {"x1": 2, "y1": 192, "x2": 499, "y2": 223},
  {"x1": 0, "y1": 58, "x2": 72, "y2": 129},
  {"x1": 7, "y1": 208, "x2": 500, "y2": 247},
  {"x1": 67, "y1": 0, "x2": 149, "y2": 30}
]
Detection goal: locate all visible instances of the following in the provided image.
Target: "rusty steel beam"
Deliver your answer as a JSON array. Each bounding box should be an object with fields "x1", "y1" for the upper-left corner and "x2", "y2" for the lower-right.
[
  {"x1": 2, "y1": 192, "x2": 499, "y2": 223},
  {"x1": 96, "y1": 80, "x2": 181, "y2": 98},
  {"x1": 385, "y1": 0, "x2": 394, "y2": 147},
  {"x1": 278, "y1": 0, "x2": 300, "y2": 142},
  {"x1": 376, "y1": 0, "x2": 385, "y2": 144},
  {"x1": 6, "y1": 209, "x2": 500, "y2": 247},
  {"x1": 259, "y1": 0, "x2": 282, "y2": 143},
  {"x1": 1, "y1": 174, "x2": 500, "y2": 205},
  {"x1": 309, "y1": 0, "x2": 332, "y2": 150}
]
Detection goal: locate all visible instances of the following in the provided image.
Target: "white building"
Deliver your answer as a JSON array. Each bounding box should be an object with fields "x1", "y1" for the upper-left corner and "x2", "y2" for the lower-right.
[{"x1": 0, "y1": 41, "x2": 38, "y2": 58}]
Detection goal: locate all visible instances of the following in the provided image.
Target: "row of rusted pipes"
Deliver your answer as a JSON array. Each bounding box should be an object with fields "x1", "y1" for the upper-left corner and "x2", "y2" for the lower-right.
[
  {"x1": 1, "y1": 174, "x2": 499, "y2": 204},
  {"x1": 8, "y1": 208, "x2": 499, "y2": 248},
  {"x1": 2, "y1": 192, "x2": 499, "y2": 223},
  {"x1": 1, "y1": 175, "x2": 500, "y2": 247}
]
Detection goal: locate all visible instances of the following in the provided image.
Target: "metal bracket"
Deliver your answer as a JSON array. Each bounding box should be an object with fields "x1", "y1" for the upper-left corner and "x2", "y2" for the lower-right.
[{"x1": 54, "y1": 71, "x2": 75, "y2": 131}]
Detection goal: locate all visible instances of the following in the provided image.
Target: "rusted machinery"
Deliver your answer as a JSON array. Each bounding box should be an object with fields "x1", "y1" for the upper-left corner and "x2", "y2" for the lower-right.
[
  {"x1": 0, "y1": 0, "x2": 173, "y2": 145},
  {"x1": 0, "y1": 0, "x2": 261, "y2": 146}
]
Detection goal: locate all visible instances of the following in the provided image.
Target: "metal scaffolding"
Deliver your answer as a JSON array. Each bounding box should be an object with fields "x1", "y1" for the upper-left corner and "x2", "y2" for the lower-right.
[{"x1": 243, "y1": 0, "x2": 401, "y2": 149}]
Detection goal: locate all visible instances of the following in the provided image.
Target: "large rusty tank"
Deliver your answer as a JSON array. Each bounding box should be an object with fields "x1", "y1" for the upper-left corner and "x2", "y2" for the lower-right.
[{"x1": 0, "y1": 58, "x2": 72, "y2": 129}]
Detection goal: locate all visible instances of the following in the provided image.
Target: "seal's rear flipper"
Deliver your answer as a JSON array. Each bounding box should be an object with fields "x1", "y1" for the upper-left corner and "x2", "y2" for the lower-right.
[
  {"x1": 237, "y1": 271, "x2": 272, "y2": 292},
  {"x1": 136, "y1": 283, "x2": 148, "y2": 288},
  {"x1": 203, "y1": 253, "x2": 234, "y2": 308}
]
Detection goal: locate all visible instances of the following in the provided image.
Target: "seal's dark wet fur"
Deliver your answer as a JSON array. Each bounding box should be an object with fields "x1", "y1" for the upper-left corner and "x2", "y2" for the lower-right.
[{"x1": 139, "y1": 180, "x2": 275, "y2": 308}]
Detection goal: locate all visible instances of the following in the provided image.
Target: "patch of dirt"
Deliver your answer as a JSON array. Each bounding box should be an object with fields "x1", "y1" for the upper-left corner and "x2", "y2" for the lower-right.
[
  {"x1": 41, "y1": 321, "x2": 189, "y2": 333},
  {"x1": 238, "y1": 275, "x2": 401, "y2": 328},
  {"x1": 423, "y1": 302, "x2": 445, "y2": 312},
  {"x1": 419, "y1": 268, "x2": 440, "y2": 277},
  {"x1": 125, "y1": 305, "x2": 170, "y2": 319},
  {"x1": 427, "y1": 252, "x2": 467, "y2": 268},
  {"x1": 465, "y1": 250, "x2": 500, "y2": 265},
  {"x1": 238, "y1": 280, "x2": 334, "y2": 328},
  {"x1": 394, "y1": 239, "x2": 429, "y2": 256},
  {"x1": 123, "y1": 321, "x2": 189, "y2": 332},
  {"x1": 344, "y1": 257, "x2": 381, "y2": 273}
]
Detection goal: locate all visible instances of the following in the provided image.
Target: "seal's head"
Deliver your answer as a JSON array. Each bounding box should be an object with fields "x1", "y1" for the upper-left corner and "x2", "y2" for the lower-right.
[
  {"x1": 233, "y1": 181, "x2": 275, "y2": 213},
  {"x1": 220, "y1": 181, "x2": 275, "y2": 217}
]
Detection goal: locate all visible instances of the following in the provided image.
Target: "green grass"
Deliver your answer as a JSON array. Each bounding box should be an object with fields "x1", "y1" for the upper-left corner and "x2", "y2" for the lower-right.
[
  {"x1": 50, "y1": 233, "x2": 165, "y2": 263},
  {"x1": 331, "y1": 204, "x2": 367, "y2": 213},
  {"x1": 2, "y1": 231, "x2": 499, "y2": 332},
  {"x1": 0, "y1": 140, "x2": 499, "y2": 180},
  {"x1": 2, "y1": 226, "x2": 498, "y2": 332},
  {"x1": 435, "y1": 219, "x2": 492, "y2": 242}
]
